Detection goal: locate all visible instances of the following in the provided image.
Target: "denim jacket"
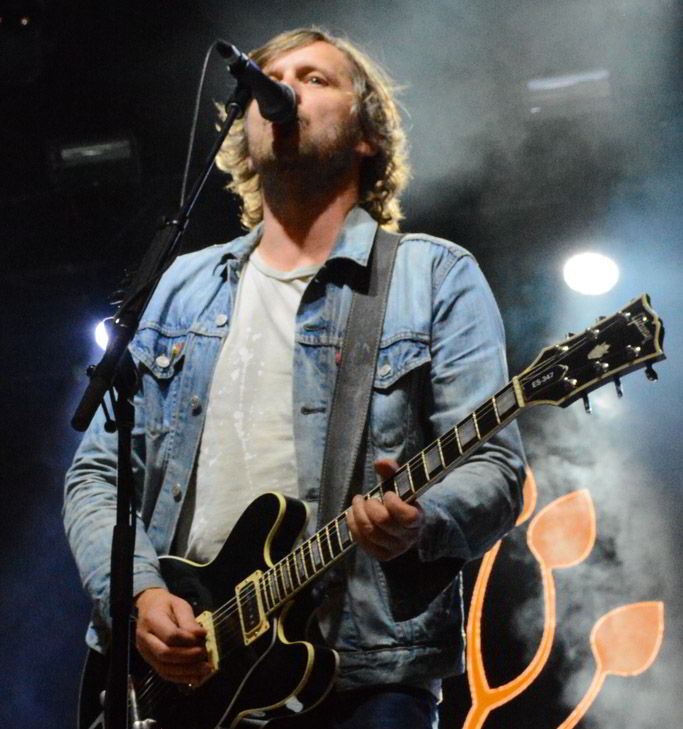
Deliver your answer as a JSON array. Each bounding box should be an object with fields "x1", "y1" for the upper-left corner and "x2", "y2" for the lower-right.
[{"x1": 64, "y1": 207, "x2": 525, "y2": 690}]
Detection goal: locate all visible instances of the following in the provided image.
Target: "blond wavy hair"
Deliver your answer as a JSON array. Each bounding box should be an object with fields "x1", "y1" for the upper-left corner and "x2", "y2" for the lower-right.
[{"x1": 216, "y1": 28, "x2": 410, "y2": 231}]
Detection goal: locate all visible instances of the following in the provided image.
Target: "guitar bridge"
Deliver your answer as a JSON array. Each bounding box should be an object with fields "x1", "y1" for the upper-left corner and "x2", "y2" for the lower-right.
[
  {"x1": 196, "y1": 611, "x2": 220, "y2": 672},
  {"x1": 236, "y1": 570, "x2": 269, "y2": 645}
]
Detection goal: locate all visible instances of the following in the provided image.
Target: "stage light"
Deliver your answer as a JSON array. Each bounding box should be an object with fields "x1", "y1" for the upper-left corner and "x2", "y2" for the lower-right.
[
  {"x1": 525, "y1": 69, "x2": 611, "y2": 119},
  {"x1": 47, "y1": 135, "x2": 139, "y2": 189},
  {"x1": 563, "y1": 252, "x2": 619, "y2": 295},
  {"x1": 95, "y1": 320, "x2": 109, "y2": 351}
]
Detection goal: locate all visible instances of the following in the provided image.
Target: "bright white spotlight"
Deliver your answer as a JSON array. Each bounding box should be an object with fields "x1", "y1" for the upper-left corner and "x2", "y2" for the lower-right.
[
  {"x1": 95, "y1": 320, "x2": 109, "y2": 350},
  {"x1": 563, "y1": 252, "x2": 619, "y2": 295}
]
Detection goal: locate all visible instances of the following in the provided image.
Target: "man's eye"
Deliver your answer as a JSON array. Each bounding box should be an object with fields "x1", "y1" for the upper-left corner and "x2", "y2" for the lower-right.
[{"x1": 306, "y1": 75, "x2": 326, "y2": 85}]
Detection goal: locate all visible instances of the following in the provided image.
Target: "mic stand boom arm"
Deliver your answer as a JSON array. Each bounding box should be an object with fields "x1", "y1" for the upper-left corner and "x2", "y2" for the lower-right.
[{"x1": 71, "y1": 84, "x2": 252, "y2": 729}]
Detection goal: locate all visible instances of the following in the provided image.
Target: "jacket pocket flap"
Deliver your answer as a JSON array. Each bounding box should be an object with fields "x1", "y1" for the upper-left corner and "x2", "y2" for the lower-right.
[
  {"x1": 374, "y1": 336, "x2": 430, "y2": 390},
  {"x1": 129, "y1": 327, "x2": 187, "y2": 379}
]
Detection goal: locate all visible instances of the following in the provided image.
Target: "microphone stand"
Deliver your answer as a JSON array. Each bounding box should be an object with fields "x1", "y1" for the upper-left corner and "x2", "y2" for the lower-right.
[{"x1": 71, "y1": 83, "x2": 252, "y2": 729}]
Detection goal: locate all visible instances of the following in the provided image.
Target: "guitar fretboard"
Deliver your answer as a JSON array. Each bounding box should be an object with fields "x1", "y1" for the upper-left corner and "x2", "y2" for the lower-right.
[{"x1": 253, "y1": 378, "x2": 523, "y2": 616}]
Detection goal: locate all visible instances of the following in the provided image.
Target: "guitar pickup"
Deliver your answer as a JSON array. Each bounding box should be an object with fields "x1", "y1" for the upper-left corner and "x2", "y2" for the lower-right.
[
  {"x1": 236, "y1": 570, "x2": 270, "y2": 645},
  {"x1": 196, "y1": 611, "x2": 220, "y2": 673}
]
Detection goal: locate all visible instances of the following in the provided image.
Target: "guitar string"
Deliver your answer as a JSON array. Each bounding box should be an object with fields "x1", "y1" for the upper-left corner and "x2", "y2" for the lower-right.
[{"x1": 137, "y1": 314, "x2": 639, "y2": 710}]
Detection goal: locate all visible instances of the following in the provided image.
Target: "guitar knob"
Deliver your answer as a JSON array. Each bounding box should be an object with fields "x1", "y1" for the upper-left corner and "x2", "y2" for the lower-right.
[
  {"x1": 587, "y1": 328, "x2": 600, "y2": 340},
  {"x1": 592, "y1": 361, "x2": 609, "y2": 375},
  {"x1": 626, "y1": 345, "x2": 641, "y2": 360}
]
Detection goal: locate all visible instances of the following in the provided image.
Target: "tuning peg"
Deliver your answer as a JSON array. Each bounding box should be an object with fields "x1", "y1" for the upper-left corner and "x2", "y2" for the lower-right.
[
  {"x1": 592, "y1": 361, "x2": 609, "y2": 375},
  {"x1": 645, "y1": 364, "x2": 658, "y2": 382},
  {"x1": 614, "y1": 376, "x2": 623, "y2": 398},
  {"x1": 562, "y1": 377, "x2": 578, "y2": 392},
  {"x1": 582, "y1": 393, "x2": 592, "y2": 414}
]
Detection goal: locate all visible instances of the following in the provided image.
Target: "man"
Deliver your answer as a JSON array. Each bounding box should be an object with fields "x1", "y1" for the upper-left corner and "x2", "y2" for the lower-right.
[{"x1": 65, "y1": 27, "x2": 525, "y2": 729}]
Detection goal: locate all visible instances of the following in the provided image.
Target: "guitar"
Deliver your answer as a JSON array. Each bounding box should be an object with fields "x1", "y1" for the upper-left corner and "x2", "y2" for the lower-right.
[{"x1": 79, "y1": 293, "x2": 665, "y2": 729}]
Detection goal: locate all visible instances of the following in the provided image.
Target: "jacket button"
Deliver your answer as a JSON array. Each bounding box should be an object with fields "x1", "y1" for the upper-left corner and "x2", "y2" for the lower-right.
[
  {"x1": 378, "y1": 362, "x2": 392, "y2": 377},
  {"x1": 215, "y1": 313, "x2": 228, "y2": 326},
  {"x1": 172, "y1": 483, "x2": 182, "y2": 502},
  {"x1": 190, "y1": 395, "x2": 202, "y2": 413},
  {"x1": 155, "y1": 354, "x2": 171, "y2": 368}
]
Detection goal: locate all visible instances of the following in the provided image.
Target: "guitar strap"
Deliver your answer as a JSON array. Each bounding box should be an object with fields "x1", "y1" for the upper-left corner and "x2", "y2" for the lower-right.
[{"x1": 317, "y1": 226, "x2": 402, "y2": 529}]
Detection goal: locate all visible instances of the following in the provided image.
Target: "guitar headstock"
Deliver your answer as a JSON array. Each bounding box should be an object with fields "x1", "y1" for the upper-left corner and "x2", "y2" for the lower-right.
[{"x1": 519, "y1": 294, "x2": 665, "y2": 409}]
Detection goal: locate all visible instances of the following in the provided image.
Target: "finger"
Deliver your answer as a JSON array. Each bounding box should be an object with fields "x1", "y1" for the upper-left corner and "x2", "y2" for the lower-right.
[
  {"x1": 144, "y1": 605, "x2": 204, "y2": 648},
  {"x1": 348, "y1": 496, "x2": 411, "y2": 557},
  {"x1": 374, "y1": 458, "x2": 399, "y2": 481},
  {"x1": 169, "y1": 596, "x2": 207, "y2": 641},
  {"x1": 382, "y1": 491, "x2": 424, "y2": 530},
  {"x1": 137, "y1": 630, "x2": 208, "y2": 666},
  {"x1": 363, "y1": 495, "x2": 421, "y2": 540}
]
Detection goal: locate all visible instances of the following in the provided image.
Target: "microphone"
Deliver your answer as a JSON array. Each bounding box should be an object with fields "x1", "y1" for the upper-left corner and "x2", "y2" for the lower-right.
[{"x1": 217, "y1": 40, "x2": 297, "y2": 124}]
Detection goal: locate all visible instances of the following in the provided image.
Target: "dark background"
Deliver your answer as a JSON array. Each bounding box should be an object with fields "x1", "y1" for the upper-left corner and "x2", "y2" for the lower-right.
[{"x1": 1, "y1": 1, "x2": 681, "y2": 727}]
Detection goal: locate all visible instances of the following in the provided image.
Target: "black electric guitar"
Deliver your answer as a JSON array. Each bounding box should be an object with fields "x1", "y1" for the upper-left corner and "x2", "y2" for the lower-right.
[{"x1": 79, "y1": 294, "x2": 665, "y2": 729}]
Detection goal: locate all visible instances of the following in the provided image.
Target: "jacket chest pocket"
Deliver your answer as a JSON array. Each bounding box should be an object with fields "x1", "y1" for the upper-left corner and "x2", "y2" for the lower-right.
[
  {"x1": 131, "y1": 330, "x2": 188, "y2": 437},
  {"x1": 370, "y1": 336, "x2": 431, "y2": 454}
]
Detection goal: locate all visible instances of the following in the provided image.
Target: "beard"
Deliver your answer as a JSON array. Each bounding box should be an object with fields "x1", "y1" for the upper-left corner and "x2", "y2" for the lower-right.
[{"x1": 246, "y1": 113, "x2": 364, "y2": 193}]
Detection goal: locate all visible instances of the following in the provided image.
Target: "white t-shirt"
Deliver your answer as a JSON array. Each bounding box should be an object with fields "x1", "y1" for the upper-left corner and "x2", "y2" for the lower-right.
[{"x1": 185, "y1": 249, "x2": 320, "y2": 563}]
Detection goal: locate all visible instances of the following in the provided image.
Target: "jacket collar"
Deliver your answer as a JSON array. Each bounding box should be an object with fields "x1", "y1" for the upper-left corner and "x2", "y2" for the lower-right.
[{"x1": 218, "y1": 206, "x2": 379, "y2": 271}]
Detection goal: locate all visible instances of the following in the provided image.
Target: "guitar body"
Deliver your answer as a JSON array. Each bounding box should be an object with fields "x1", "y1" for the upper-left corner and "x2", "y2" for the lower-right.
[{"x1": 79, "y1": 492, "x2": 338, "y2": 729}]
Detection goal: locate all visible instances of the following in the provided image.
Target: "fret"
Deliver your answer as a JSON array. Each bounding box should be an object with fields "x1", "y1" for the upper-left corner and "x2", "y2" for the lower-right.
[
  {"x1": 422, "y1": 443, "x2": 444, "y2": 479},
  {"x1": 393, "y1": 467, "x2": 413, "y2": 499},
  {"x1": 475, "y1": 400, "x2": 499, "y2": 440},
  {"x1": 338, "y1": 515, "x2": 352, "y2": 549},
  {"x1": 320, "y1": 525, "x2": 334, "y2": 564},
  {"x1": 302, "y1": 539, "x2": 315, "y2": 577},
  {"x1": 440, "y1": 427, "x2": 461, "y2": 466},
  {"x1": 287, "y1": 554, "x2": 299, "y2": 589},
  {"x1": 436, "y1": 438, "x2": 446, "y2": 469},
  {"x1": 275, "y1": 568, "x2": 285, "y2": 602},
  {"x1": 454, "y1": 423, "x2": 462, "y2": 453},
  {"x1": 311, "y1": 536, "x2": 324, "y2": 572},
  {"x1": 261, "y1": 576, "x2": 273, "y2": 612},
  {"x1": 457, "y1": 416, "x2": 477, "y2": 450},
  {"x1": 408, "y1": 457, "x2": 428, "y2": 491},
  {"x1": 268, "y1": 573, "x2": 280, "y2": 605},
  {"x1": 327, "y1": 522, "x2": 342, "y2": 559},
  {"x1": 281, "y1": 560, "x2": 293, "y2": 595},
  {"x1": 295, "y1": 546, "x2": 307, "y2": 584},
  {"x1": 472, "y1": 411, "x2": 481, "y2": 439},
  {"x1": 268, "y1": 574, "x2": 278, "y2": 608},
  {"x1": 368, "y1": 485, "x2": 382, "y2": 500},
  {"x1": 491, "y1": 394, "x2": 502, "y2": 424},
  {"x1": 496, "y1": 384, "x2": 517, "y2": 418},
  {"x1": 332, "y1": 518, "x2": 345, "y2": 553}
]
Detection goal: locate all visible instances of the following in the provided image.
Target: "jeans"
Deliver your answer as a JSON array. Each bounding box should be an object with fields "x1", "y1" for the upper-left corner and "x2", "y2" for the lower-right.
[{"x1": 260, "y1": 686, "x2": 439, "y2": 729}]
